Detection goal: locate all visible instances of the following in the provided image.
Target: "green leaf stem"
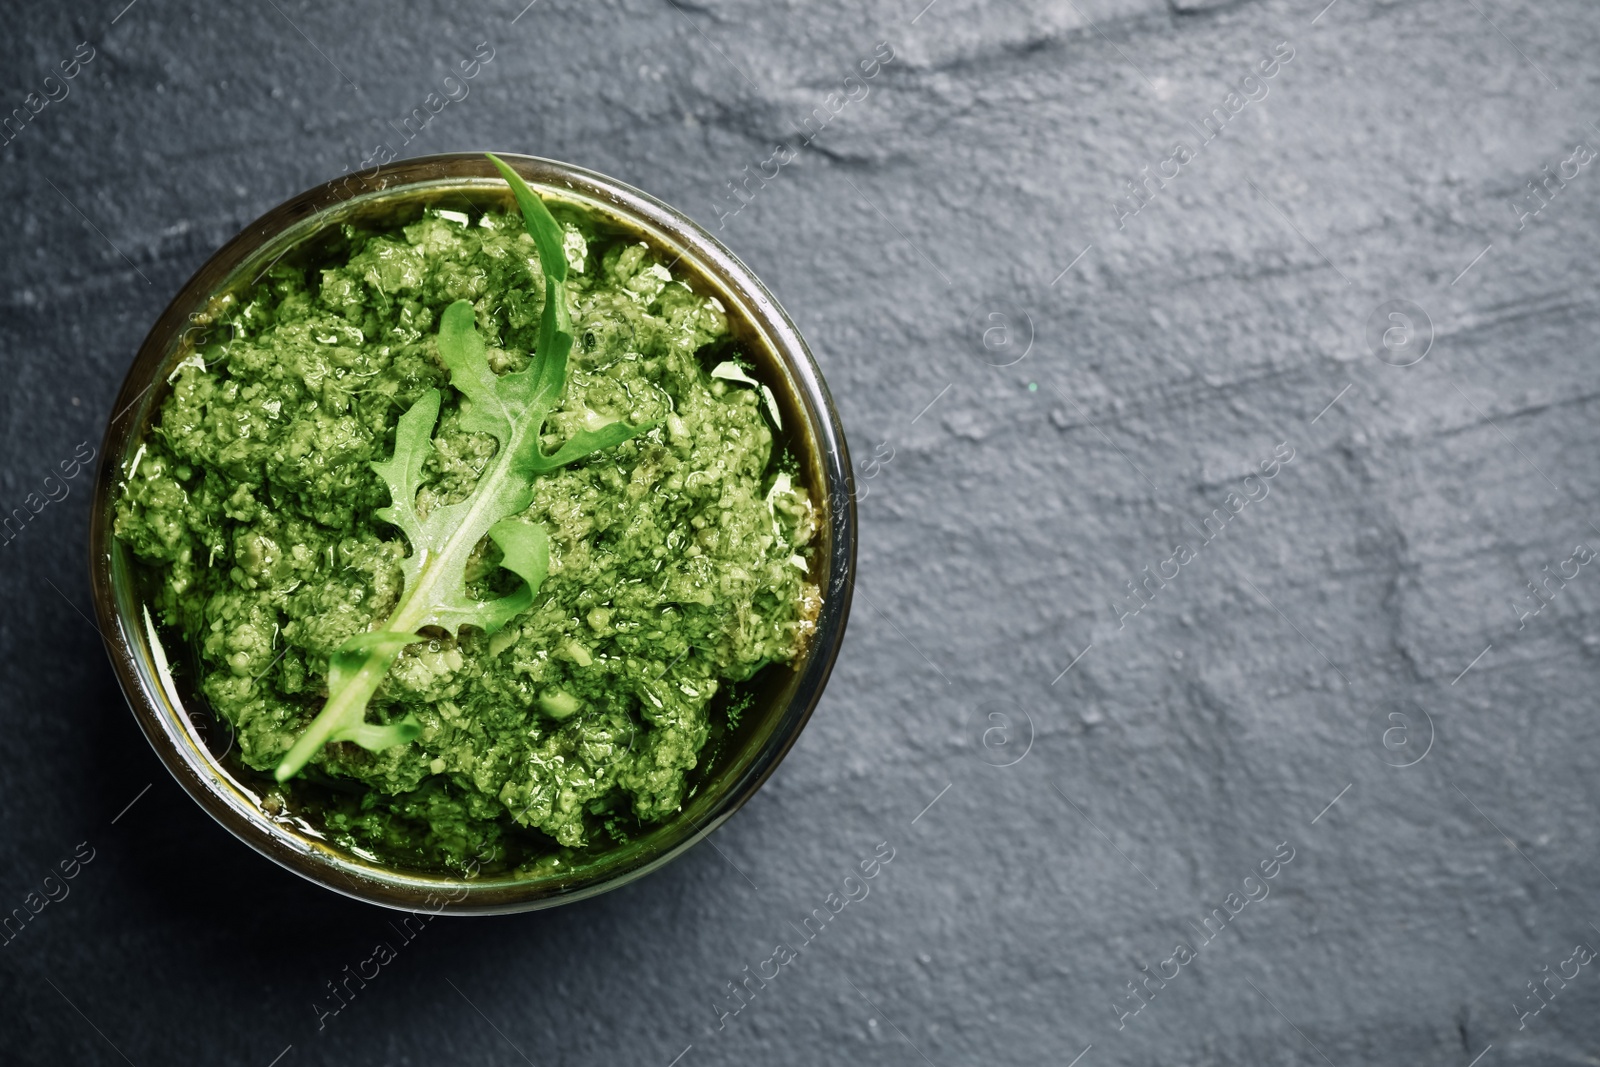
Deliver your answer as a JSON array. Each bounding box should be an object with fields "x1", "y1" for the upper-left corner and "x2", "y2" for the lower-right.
[{"x1": 273, "y1": 155, "x2": 650, "y2": 782}]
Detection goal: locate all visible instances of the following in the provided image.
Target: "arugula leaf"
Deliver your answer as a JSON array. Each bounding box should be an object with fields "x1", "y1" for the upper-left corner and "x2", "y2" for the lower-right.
[
  {"x1": 274, "y1": 631, "x2": 422, "y2": 781},
  {"x1": 273, "y1": 156, "x2": 651, "y2": 783},
  {"x1": 526, "y1": 422, "x2": 648, "y2": 472},
  {"x1": 486, "y1": 153, "x2": 571, "y2": 381}
]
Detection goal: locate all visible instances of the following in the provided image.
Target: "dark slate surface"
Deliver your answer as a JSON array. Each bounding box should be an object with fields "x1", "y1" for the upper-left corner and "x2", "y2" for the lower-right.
[{"x1": 2, "y1": 0, "x2": 1598, "y2": 1063}]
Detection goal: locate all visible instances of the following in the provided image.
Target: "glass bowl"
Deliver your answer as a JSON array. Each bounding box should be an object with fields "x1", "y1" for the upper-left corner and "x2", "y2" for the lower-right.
[{"x1": 88, "y1": 153, "x2": 855, "y2": 913}]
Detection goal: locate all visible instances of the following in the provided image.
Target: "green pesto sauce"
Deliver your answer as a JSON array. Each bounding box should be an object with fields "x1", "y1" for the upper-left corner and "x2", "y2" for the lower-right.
[{"x1": 115, "y1": 204, "x2": 819, "y2": 873}]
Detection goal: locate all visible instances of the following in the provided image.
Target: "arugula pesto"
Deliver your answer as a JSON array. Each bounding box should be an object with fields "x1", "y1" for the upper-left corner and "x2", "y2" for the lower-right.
[{"x1": 115, "y1": 156, "x2": 818, "y2": 870}]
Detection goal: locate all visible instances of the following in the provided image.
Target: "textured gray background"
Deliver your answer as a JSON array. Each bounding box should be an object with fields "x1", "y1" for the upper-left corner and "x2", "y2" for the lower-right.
[{"x1": 2, "y1": 0, "x2": 1598, "y2": 1063}]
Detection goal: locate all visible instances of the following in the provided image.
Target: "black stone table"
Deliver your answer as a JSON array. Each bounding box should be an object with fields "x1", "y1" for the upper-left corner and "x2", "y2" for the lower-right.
[{"x1": 3, "y1": 0, "x2": 1598, "y2": 1063}]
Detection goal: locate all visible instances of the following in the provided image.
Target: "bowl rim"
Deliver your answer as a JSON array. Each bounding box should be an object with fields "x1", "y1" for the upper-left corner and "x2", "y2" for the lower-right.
[{"x1": 87, "y1": 152, "x2": 856, "y2": 914}]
